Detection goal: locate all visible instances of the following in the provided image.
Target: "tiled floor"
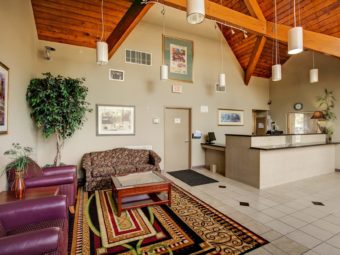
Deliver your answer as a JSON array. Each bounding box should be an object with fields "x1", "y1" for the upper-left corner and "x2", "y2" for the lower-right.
[{"x1": 164, "y1": 169, "x2": 340, "y2": 255}]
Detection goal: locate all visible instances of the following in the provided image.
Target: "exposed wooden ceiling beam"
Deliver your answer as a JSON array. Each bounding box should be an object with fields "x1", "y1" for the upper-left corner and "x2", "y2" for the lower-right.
[
  {"x1": 243, "y1": 0, "x2": 266, "y2": 21},
  {"x1": 107, "y1": 1, "x2": 153, "y2": 59},
  {"x1": 163, "y1": 0, "x2": 340, "y2": 57},
  {"x1": 266, "y1": 22, "x2": 340, "y2": 58},
  {"x1": 245, "y1": 36, "x2": 267, "y2": 85},
  {"x1": 243, "y1": 0, "x2": 266, "y2": 85}
]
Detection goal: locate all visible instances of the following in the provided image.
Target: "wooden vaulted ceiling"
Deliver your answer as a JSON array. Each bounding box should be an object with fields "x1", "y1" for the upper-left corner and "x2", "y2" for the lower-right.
[{"x1": 31, "y1": 0, "x2": 340, "y2": 85}]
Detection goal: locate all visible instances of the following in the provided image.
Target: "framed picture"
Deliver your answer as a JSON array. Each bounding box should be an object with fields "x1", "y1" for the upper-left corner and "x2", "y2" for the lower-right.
[
  {"x1": 163, "y1": 35, "x2": 193, "y2": 82},
  {"x1": 96, "y1": 105, "x2": 135, "y2": 136},
  {"x1": 109, "y1": 69, "x2": 124, "y2": 81},
  {"x1": 0, "y1": 62, "x2": 9, "y2": 134},
  {"x1": 218, "y1": 109, "x2": 244, "y2": 126}
]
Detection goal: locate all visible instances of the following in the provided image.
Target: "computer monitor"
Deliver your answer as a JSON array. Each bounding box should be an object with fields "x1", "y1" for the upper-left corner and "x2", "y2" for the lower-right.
[{"x1": 207, "y1": 132, "x2": 216, "y2": 144}]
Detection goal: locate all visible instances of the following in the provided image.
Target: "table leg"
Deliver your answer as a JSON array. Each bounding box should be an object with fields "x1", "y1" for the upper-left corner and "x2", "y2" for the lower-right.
[
  {"x1": 168, "y1": 185, "x2": 172, "y2": 207},
  {"x1": 117, "y1": 194, "x2": 122, "y2": 217}
]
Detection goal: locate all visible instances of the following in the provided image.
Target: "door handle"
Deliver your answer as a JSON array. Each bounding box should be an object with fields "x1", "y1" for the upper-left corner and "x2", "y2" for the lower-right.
[{"x1": 184, "y1": 140, "x2": 191, "y2": 143}]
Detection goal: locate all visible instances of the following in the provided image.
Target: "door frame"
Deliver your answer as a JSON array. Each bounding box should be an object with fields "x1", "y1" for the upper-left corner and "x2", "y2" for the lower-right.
[{"x1": 164, "y1": 107, "x2": 192, "y2": 170}]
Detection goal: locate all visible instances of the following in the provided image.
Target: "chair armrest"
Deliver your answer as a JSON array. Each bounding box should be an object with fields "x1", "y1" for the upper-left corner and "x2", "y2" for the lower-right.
[
  {"x1": 0, "y1": 228, "x2": 60, "y2": 255},
  {"x1": 25, "y1": 173, "x2": 74, "y2": 188},
  {"x1": 149, "y1": 150, "x2": 161, "y2": 167},
  {"x1": 0, "y1": 196, "x2": 67, "y2": 232},
  {"x1": 43, "y1": 165, "x2": 77, "y2": 176}
]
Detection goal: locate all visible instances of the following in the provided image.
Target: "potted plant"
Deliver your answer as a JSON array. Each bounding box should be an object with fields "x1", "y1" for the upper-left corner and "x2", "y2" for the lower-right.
[
  {"x1": 316, "y1": 89, "x2": 336, "y2": 143},
  {"x1": 2, "y1": 143, "x2": 33, "y2": 198},
  {"x1": 26, "y1": 73, "x2": 92, "y2": 166}
]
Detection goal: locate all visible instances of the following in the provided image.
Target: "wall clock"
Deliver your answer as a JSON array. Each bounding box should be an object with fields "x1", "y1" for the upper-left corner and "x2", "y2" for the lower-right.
[{"x1": 294, "y1": 103, "x2": 303, "y2": 111}]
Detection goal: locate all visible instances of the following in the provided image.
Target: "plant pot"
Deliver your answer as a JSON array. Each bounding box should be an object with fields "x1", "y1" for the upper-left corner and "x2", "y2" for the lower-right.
[{"x1": 11, "y1": 171, "x2": 25, "y2": 199}]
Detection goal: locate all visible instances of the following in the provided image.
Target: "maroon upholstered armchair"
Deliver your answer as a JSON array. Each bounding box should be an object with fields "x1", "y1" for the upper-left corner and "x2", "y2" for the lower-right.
[
  {"x1": 8, "y1": 158, "x2": 77, "y2": 210},
  {"x1": 0, "y1": 195, "x2": 68, "y2": 255}
]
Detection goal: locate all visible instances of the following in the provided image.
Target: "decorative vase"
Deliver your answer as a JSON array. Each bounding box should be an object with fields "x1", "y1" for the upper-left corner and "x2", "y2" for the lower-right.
[{"x1": 12, "y1": 171, "x2": 25, "y2": 199}]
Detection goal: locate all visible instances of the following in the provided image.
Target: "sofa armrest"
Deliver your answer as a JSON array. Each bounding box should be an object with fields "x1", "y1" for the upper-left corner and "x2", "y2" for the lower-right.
[
  {"x1": 25, "y1": 173, "x2": 74, "y2": 188},
  {"x1": 0, "y1": 196, "x2": 67, "y2": 232},
  {"x1": 149, "y1": 150, "x2": 161, "y2": 168},
  {"x1": 0, "y1": 228, "x2": 60, "y2": 255},
  {"x1": 43, "y1": 165, "x2": 77, "y2": 176}
]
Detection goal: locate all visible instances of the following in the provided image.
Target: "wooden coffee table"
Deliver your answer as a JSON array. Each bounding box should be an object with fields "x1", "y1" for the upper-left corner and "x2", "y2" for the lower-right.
[
  {"x1": 0, "y1": 186, "x2": 60, "y2": 204},
  {"x1": 111, "y1": 171, "x2": 172, "y2": 216}
]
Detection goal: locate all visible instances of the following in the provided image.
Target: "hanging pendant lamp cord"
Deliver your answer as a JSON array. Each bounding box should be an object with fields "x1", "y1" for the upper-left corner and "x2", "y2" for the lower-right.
[
  {"x1": 312, "y1": 51, "x2": 315, "y2": 68},
  {"x1": 274, "y1": 0, "x2": 279, "y2": 65},
  {"x1": 100, "y1": 0, "x2": 105, "y2": 41},
  {"x1": 293, "y1": 0, "x2": 296, "y2": 27},
  {"x1": 220, "y1": 0, "x2": 224, "y2": 73}
]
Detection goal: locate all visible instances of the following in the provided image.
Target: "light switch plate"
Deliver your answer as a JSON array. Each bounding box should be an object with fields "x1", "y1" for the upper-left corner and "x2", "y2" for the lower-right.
[
  {"x1": 200, "y1": 105, "x2": 208, "y2": 113},
  {"x1": 153, "y1": 118, "x2": 160, "y2": 124},
  {"x1": 172, "y1": 84, "x2": 183, "y2": 93}
]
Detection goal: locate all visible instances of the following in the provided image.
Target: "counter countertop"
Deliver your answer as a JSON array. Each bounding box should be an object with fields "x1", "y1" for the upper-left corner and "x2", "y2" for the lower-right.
[
  {"x1": 225, "y1": 133, "x2": 322, "y2": 137},
  {"x1": 250, "y1": 142, "x2": 340, "y2": 150}
]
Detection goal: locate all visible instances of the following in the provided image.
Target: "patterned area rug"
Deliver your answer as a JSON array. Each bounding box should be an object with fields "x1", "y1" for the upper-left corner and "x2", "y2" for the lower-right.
[{"x1": 71, "y1": 185, "x2": 268, "y2": 255}]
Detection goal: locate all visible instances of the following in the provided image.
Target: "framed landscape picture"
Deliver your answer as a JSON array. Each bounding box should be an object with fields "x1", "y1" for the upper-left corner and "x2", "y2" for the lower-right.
[
  {"x1": 163, "y1": 35, "x2": 193, "y2": 82},
  {"x1": 0, "y1": 62, "x2": 9, "y2": 134},
  {"x1": 218, "y1": 109, "x2": 244, "y2": 126},
  {"x1": 96, "y1": 105, "x2": 135, "y2": 136}
]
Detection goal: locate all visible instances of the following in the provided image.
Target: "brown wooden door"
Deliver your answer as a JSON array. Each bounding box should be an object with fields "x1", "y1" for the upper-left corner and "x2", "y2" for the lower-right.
[{"x1": 164, "y1": 108, "x2": 191, "y2": 171}]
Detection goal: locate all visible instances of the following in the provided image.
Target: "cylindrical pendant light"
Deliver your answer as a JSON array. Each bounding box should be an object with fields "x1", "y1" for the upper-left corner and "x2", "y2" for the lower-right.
[
  {"x1": 288, "y1": 0, "x2": 303, "y2": 55},
  {"x1": 219, "y1": 73, "x2": 226, "y2": 87},
  {"x1": 310, "y1": 69, "x2": 318, "y2": 83},
  {"x1": 96, "y1": 41, "x2": 108, "y2": 65},
  {"x1": 272, "y1": 64, "x2": 282, "y2": 81},
  {"x1": 160, "y1": 64, "x2": 168, "y2": 80},
  {"x1": 96, "y1": 0, "x2": 108, "y2": 65},
  {"x1": 288, "y1": 26, "x2": 303, "y2": 55},
  {"x1": 187, "y1": 0, "x2": 205, "y2": 24}
]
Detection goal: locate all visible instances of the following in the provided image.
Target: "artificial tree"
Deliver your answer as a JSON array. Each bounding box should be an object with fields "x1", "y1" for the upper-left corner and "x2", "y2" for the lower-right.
[
  {"x1": 316, "y1": 89, "x2": 336, "y2": 141},
  {"x1": 26, "y1": 73, "x2": 92, "y2": 166}
]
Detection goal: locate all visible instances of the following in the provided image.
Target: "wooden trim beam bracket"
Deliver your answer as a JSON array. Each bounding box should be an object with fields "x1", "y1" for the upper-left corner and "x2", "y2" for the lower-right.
[{"x1": 107, "y1": 0, "x2": 153, "y2": 59}]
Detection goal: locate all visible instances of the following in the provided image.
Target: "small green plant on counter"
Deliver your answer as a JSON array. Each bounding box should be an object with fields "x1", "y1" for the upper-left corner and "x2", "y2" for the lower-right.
[
  {"x1": 1, "y1": 143, "x2": 33, "y2": 175},
  {"x1": 316, "y1": 89, "x2": 336, "y2": 141}
]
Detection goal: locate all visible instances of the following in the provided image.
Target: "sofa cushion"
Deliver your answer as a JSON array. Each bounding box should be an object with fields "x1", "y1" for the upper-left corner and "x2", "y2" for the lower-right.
[
  {"x1": 114, "y1": 165, "x2": 137, "y2": 176},
  {"x1": 135, "y1": 164, "x2": 157, "y2": 172},
  {"x1": 90, "y1": 150, "x2": 113, "y2": 167},
  {"x1": 92, "y1": 167, "x2": 116, "y2": 178},
  {"x1": 0, "y1": 220, "x2": 6, "y2": 237}
]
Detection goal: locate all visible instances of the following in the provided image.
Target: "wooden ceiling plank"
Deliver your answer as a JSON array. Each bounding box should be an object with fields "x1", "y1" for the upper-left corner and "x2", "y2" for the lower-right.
[
  {"x1": 107, "y1": 1, "x2": 154, "y2": 59},
  {"x1": 244, "y1": 36, "x2": 267, "y2": 85}
]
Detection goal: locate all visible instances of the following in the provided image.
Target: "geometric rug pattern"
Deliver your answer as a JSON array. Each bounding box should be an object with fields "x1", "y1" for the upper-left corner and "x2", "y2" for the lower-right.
[{"x1": 71, "y1": 185, "x2": 268, "y2": 254}]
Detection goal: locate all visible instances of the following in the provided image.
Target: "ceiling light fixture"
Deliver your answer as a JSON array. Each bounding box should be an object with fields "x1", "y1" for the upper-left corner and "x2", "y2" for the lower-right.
[
  {"x1": 96, "y1": 0, "x2": 108, "y2": 65},
  {"x1": 187, "y1": 0, "x2": 205, "y2": 24},
  {"x1": 160, "y1": 5, "x2": 168, "y2": 80},
  {"x1": 217, "y1": 21, "x2": 226, "y2": 87},
  {"x1": 243, "y1": 31, "x2": 248, "y2": 39},
  {"x1": 230, "y1": 28, "x2": 235, "y2": 35},
  {"x1": 310, "y1": 51, "x2": 318, "y2": 83},
  {"x1": 272, "y1": 0, "x2": 281, "y2": 81},
  {"x1": 288, "y1": 0, "x2": 303, "y2": 55}
]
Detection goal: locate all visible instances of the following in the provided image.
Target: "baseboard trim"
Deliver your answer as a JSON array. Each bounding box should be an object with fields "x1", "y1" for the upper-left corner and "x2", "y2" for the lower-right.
[
  {"x1": 191, "y1": 165, "x2": 207, "y2": 170},
  {"x1": 335, "y1": 169, "x2": 340, "y2": 172}
]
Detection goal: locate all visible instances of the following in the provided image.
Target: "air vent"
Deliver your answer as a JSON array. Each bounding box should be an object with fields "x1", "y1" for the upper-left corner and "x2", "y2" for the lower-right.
[
  {"x1": 125, "y1": 49, "x2": 152, "y2": 66},
  {"x1": 216, "y1": 84, "x2": 226, "y2": 93}
]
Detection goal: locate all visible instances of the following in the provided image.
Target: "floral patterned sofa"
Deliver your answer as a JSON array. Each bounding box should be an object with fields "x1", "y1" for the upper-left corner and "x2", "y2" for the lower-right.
[{"x1": 82, "y1": 148, "x2": 161, "y2": 191}]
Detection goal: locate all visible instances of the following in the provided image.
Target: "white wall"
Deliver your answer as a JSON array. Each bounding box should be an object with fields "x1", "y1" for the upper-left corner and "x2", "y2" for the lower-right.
[
  {"x1": 35, "y1": 20, "x2": 269, "y2": 172},
  {"x1": 0, "y1": 1, "x2": 38, "y2": 190},
  {"x1": 270, "y1": 51, "x2": 340, "y2": 168}
]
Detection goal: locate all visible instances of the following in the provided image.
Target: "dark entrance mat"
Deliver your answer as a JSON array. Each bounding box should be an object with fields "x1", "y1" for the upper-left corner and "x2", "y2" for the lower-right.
[{"x1": 168, "y1": 169, "x2": 218, "y2": 186}]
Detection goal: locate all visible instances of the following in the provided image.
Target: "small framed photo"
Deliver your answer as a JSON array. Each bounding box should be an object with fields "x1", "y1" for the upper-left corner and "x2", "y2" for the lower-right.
[
  {"x1": 218, "y1": 109, "x2": 244, "y2": 126},
  {"x1": 0, "y1": 61, "x2": 9, "y2": 134},
  {"x1": 109, "y1": 69, "x2": 124, "y2": 81},
  {"x1": 96, "y1": 105, "x2": 135, "y2": 136}
]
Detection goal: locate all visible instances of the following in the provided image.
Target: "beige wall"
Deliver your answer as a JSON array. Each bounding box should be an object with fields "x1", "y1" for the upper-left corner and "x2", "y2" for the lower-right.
[
  {"x1": 269, "y1": 51, "x2": 340, "y2": 168},
  {"x1": 35, "y1": 19, "x2": 269, "y2": 173},
  {"x1": 0, "y1": 1, "x2": 38, "y2": 191}
]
